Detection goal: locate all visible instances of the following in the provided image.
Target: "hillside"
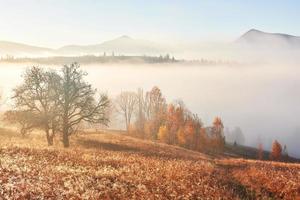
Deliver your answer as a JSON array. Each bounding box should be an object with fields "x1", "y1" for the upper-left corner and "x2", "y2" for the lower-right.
[
  {"x1": 0, "y1": 129, "x2": 299, "y2": 199},
  {"x1": 0, "y1": 41, "x2": 53, "y2": 57}
]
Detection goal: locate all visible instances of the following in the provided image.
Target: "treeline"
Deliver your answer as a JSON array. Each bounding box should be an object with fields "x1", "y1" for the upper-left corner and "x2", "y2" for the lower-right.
[
  {"x1": 0, "y1": 54, "x2": 237, "y2": 66},
  {"x1": 114, "y1": 87, "x2": 225, "y2": 152},
  {"x1": 0, "y1": 54, "x2": 178, "y2": 65}
]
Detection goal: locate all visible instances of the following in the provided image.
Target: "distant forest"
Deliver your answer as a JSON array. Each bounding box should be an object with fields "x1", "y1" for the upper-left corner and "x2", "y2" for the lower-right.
[{"x1": 0, "y1": 54, "x2": 237, "y2": 65}]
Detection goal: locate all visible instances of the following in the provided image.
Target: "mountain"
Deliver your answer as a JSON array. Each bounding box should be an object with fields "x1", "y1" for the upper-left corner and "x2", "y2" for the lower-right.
[
  {"x1": 0, "y1": 36, "x2": 168, "y2": 58},
  {"x1": 1, "y1": 30, "x2": 300, "y2": 59},
  {"x1": 236, "y1": 29, "x2": 300, "y2": 49},
  {"x1": 57, "y1": 35, "x2": 167, "y2": 56},
  {"x1": 0, "y1": 41, "x2": 53, "y2": 57}
]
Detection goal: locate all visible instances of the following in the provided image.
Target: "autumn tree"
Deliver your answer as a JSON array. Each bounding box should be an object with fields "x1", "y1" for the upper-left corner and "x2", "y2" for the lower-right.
[
  {"x1": 198, "y1": 128, "x2": 208, "y2": 150},
  {"x1": 182, "y1": 117, "x2": 196, "y2": 148},
  {"x1": 58, "y1": 63, "x2": 110, "y2": 147},
  {"x1": 211, "y1": 117, "x2": 225, "y2": 151},
  {"x1": 12, "y1": 67, "x2": 60, "y2": 145},
  {"x1": 143, "y1": 86, "x2": 166, "y2": 139},
  {"x1": 176, "y1": 126, "x2": 186, "y2": 146},
  {"x1": 270, "y1": 140, "x2": 282, "y2": 161},
  {"x1": 190, "y1": 114, "x2": 203, "y2": 150},
  {"x1": 166, "y1": 103, "x2": 185, "y2": 144},
  {"x1": 115, "y1": 91, "x2": 137, "y2": 131},
  {"x1": 157, "y1": 125, "x2": 169, "y2": 143}
]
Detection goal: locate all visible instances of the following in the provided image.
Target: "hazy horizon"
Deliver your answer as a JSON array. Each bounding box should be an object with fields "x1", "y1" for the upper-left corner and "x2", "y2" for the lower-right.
[{"x1": 0, "y1": 0, "x2": 300, "y2": 48}]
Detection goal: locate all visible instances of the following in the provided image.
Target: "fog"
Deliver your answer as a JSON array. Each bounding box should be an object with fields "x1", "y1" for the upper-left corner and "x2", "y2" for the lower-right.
[{"x1": 0, "y1": 62, "x2": 299, "y2": 157}]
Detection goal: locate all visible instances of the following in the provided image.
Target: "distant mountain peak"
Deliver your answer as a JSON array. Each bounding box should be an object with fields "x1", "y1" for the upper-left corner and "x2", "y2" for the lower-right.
[
  {"x1": 119, "y1": 35, "x2": 131, "y2": 39},
  {"x1": 247, "y1": 28, "x2": 262, "y2": 33},
  {"x1": 112, "y1": 35, "x2": 133, "y2": 42},
  {"x1": 236, "y1": 29, "x2": 300, "y2": 49},
  {"x1": 240, "y1": 29, "x2": 265, "y2": 38}
]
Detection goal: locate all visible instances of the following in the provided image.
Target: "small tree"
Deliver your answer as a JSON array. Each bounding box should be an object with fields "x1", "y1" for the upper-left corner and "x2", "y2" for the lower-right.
[
  {"x1": 282, "y1": 145, "x2": 289, "y2": 157},
  {"x1": 257, "y1": 143, "x2": 264, "y2": 160},
  {"x1": 166, "y1": 103, "x2": 185, "y2": 144},
  {"x1": 270, "y1": 140, "x2": 282, "y2": 161},
  {"x1": 231, "y1": 127, "x2": 245, "y2": 145},
  {"x1": 212, "y1": 117, "x2": 225, "y2": 151},
  {"x1": 143, "y1": 86, "x2": 166, "y2": 139},
  {"x1": 58, "y1": 63, "x2": 110, "y2": 147},
  {"x1": 115, "y1": 91, "x2": 137, "y2": 131},
  {"x1": 198, "y1": 128, "x2": 208, "y2": 150},
  {"x1": 135, "y1": 88, "x2": 146, "y2": 137},
  {"x1": 183, "y1": 117, "x2": 196, "y2": 149}
]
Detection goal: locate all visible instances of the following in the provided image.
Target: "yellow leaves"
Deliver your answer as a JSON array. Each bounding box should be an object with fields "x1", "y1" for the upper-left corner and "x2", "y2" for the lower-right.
[
  {"x1": 157, "y1": 125, "x2": 169, "y2": 143},
  {"x1": 176, "y1": 127, "x2": 186, "y2": 146}
]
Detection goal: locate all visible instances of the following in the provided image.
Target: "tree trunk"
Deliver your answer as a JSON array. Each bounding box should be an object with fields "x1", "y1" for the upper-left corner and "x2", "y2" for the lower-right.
[
  {"x1": 46, "y1": 128, "x2": 53, "y2": 146},
  {"x1": 63, "y1": 126, "x2": 69, "y2": 148}
]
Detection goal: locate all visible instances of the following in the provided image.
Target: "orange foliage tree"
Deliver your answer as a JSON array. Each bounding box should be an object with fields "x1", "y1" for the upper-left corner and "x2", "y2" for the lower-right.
[
  {"x1": 270, "y1": 140, "x2": 282, "y2": 161},
  {"x1": 144, "y1": 86, "x2": 166, "y2": 140},
  {"x1": 197, "y1": 128, "x2": 208, "y2": 150},
  {"x1": 157, "y1": 125, "x2": 169, "y2": 143},
  {"x1": 176, "y1": 126, "x2": 186, "y2": 146},
  {"x1": 122, "y1": 87, "x2": 225, "y2": 153},
  {"x1": 211, "y1": 117, "x2": 225, "y2": 151},
  {"x1": 166, "y1": 103, "x2": 185, "y2": 144}
]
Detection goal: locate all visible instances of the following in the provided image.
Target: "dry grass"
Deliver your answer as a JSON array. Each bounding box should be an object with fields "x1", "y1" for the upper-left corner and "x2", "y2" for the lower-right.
[
  {"x1": 0, "y1": 128, "x2": 299, "y2": 199},
  {"x1": 217, "y1": 158, "x2": 300, "y2": 199}
]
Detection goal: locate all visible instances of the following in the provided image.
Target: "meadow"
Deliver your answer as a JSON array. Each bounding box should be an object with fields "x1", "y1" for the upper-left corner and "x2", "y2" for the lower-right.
[{"x1": 0, "y1": 129, "x2": 299, "y2": 199}]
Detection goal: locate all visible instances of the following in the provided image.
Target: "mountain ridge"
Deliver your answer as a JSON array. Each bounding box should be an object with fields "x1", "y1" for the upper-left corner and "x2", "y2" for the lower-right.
[{"x1": 1, "y1": 29, "x2": 300, "y2": 57}]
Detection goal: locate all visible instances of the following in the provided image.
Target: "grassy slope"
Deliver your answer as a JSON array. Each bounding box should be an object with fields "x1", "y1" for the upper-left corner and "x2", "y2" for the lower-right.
[{"x1": 0, "y1": 129, "x2": 299, "y2": 199}]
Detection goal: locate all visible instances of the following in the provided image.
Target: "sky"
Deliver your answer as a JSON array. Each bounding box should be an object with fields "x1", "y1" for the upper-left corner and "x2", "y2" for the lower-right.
[{"x1": 0, "y1": 0, "x2": 299, "y2": 48}]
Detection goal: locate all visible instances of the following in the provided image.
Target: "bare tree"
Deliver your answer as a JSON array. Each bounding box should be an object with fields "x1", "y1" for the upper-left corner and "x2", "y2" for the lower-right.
[
  {"x1": 58, "y1": 63, "x2": 110, "y2": 147},
  {"x1": 3, "y1": 110, "x2": 42, "y2": 136},
  {"x1": 135, "y1": 88, "x2": 146, "y2": 135},
  {"x1": 115, "y1": 91, "x2": 137, "y2": 131},
  {"x1": 12, "y1": 67, "x2": 60, "y2": 145}
]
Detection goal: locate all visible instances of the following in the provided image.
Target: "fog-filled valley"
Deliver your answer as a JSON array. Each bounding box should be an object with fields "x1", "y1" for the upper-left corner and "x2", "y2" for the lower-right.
[
  {"x1": 0, "y1": 61, "x2": 299, "y2": 157},
  {"x1": 2, "y1": 1, "x2": 300, "y2": 198}
]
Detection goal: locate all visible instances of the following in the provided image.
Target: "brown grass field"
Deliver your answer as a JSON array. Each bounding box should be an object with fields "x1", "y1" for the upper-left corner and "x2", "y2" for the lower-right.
[{"x1": 0, "y1": 128, "x2": 299, "y2": 199}]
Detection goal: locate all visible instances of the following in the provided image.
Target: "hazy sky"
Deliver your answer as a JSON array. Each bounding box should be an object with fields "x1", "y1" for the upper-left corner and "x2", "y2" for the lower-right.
[{"x1": 0, "y1": 0, "x2": 299, "y2": 48}]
